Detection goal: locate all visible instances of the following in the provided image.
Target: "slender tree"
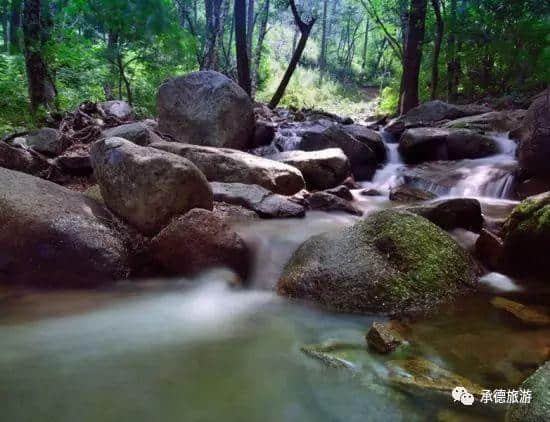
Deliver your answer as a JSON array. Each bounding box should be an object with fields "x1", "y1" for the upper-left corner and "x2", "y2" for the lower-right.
[
  {"x1": 430, "y1": 0, "x2": 443, "y2": 99},
  {"x1": 399, "y1": 0, "x2": 427, "y2": 114},
  {"x1": 318, "y1": 0, "x2": 328, "y2": 74},
  {"x1": 10, "y1": 0, "x2": 22, "y2": 53},
  {"x1": 204, "y1": 0, "x2": 224, "y2": 70},
  {"x1": 268, "y1": 0, "x2": 316, "y2": 109},
  {"x1": 447, "y1": 0, "x2": 458, "y2": 102},
  {"x1": 246, "y1": 0, "x2": 254, "y2": 56},
  {"x1": 23, "y1": 0, "x2": 56, "y2": 113},
  {"x1": 252, "y1": 0, "x2": 270, "y2": 93},
  {"x1": 361, "y1": 16, "x2": 369, "y2": 70},
  {"x1": 235, "y1": 0, "x2": 252, "y2": 96}
]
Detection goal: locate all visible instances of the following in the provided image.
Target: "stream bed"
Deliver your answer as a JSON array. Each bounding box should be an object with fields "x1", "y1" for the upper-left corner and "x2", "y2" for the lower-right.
[{"x1": 1, "y1": 130, "x2": 548, "y2": 421}]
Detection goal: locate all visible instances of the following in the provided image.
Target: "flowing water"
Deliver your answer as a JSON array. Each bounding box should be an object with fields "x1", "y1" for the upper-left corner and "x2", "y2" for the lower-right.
[{"x1": 1, "y1": 126, "x2": 549, "y2": 422}]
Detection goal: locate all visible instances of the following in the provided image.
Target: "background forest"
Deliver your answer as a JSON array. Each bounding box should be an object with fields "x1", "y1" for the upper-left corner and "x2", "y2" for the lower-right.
[{"x1": 0, "y1": 0, "x2": 548, "y2": 133}]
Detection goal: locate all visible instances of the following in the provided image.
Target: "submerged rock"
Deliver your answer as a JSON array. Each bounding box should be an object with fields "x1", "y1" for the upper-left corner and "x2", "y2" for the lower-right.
[
  {"x1": 300, "y1": 340, "x2": 365, "y2": 371},
  {"x1": 151, "y1": 141, "x2": 305, "y2": 195},
  {"x1": 0, "y1": 168, "x2": 128, "y2": 287},
  {"x1": 91, "y1": 137, "x2": 213, "y2": 236},
  {"x1": 507, "y1": 361, "x2": 550, "y2": 422},
  {"x1": 390, "y1": 185, "x2": 437, "y2": 202},
  {"x1": 491, "y1": 297, "x2": 550, "y2": 326},
  {"x1": 271, "y1": 148, "x2": 351, "y2": 190},
  {"x1": 102, "y1": 122, "x2": 163, "y2": 146},
  {"x1": 151, "y1": 209, "x2": 250, "y2": 279},
  {"x1": 211, "y1": 182, "x2": 305, "y2": 219},
  {"x1": 278, "y1": 210, "x2": 478, "y2": 315},
  {"x1": 298, "y1": 125, "x2": 378, "y2": 180},
  {"x1": 366, "y1": 322, "x2": 404, "y2": 354},
  {"x1": 324, "y1": 185, "x2": 354, "y2": 201},
  {"x1": 406, "y1": 198, "x2": 483, "y2": 233},
  {"x1": 157, "y1": 70, "x2": 255, "y2": 149},
  {"x1": 386, "y1": 357, "x2": 484, "y2": 400},
  {"x1": 386, "y1": 100, "x2": 492, "y2": 136},
  {"x1": 501, "y1": 192, "x2": 550, "y2": 277}
]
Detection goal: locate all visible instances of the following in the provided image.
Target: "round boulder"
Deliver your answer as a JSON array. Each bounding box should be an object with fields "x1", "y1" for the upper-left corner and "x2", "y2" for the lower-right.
[
  {"x1": 91, "y1": 137, "x2": 213, "y2": 236},
  {"x1": 278, "y1": 209, "x2": 478, "y2": 315},
  {"x1": 151, "y1": 209, "x2": 250, "y2": 279},
  {"x1": 157, "y1": 70, "x2": 255, "y2": 149},
  {"x1": 0, "y1": 167, "x2": 128, "y2": 288}
]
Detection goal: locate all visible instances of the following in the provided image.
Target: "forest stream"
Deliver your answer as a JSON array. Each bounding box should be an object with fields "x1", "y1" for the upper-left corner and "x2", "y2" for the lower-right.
[{"x1": 2, "y1": 127, "x2": 549, "y2": 422}]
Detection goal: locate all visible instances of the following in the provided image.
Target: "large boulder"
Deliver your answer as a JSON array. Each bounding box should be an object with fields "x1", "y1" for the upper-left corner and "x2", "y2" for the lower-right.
[
  {"x1": 307, "y1": 191, "x2": 363, "y2": 216},
  {"x1": 501, "y1": 192, "x2": 550, "y2": 277},
  {"x1": 91, "y1": 137, "x2": 213, "y2": 236},
  {"x1": 386, "y1": 100, "x2": 492, "y2": 136},
  {"x1": 150, "y1": 141, "x2": 305, "y2": 195},
  {"x1": 406, "y1": 198, "x2": 483, "y2": 233},
  {"x1": 278, "y1": 209, "x2": 478, "y2": 315},
  {"x1": 102, "y1": 122, "x2": 163, "y2": 146},
  {"x1": 442, "y1": 110, "x2": 526, "y2": 133},
  {"x1": 271, "y1": 148, "x2": 351, "y2": 190},
  {"x1": 514, "y1": 92, "x2": 550, "y2": 180},
  {"x1": 341, "y1": 124, "x2": 387, "y2": 163},
  {"x1": 0, "y1": 167, "x2": 128, "y2": 287},
  {"x1": 298, "y1": 125, "x2": 378, "y2": 180},
  {"x1": 151, "y1": 209, "x2": 250, "y2": 279},
  {"x1": 211, "y1": 182, "x2": 305, "y2": 218},
  {"x1": 398, "y1": 128, "x2": 497, "y2": 164},
  {"x1": 26, "y1": 128, "x2": 67, "y2": 156},
  {"x1": 157, "y1": 70, "x2": 255, "y2": 149},
  {"x1": 507, "y1": 361, "x2": 550, "y2": 422}
]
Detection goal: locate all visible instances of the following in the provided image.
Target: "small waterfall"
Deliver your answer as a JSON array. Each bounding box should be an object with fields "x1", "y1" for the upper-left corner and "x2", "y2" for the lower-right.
[{"x1": 369, "y1": 129, "x2": 406, "y2": 191}]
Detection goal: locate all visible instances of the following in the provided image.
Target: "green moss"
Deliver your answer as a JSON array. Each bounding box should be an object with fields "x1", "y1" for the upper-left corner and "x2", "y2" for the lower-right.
[{"x1": 361, "y1": 210, "x2": 473, "y2": 302}]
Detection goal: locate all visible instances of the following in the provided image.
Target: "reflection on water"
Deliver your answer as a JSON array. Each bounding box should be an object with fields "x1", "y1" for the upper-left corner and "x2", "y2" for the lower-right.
[{"x1": 1, "y1": 279, "x2": 548, "y2": 422}]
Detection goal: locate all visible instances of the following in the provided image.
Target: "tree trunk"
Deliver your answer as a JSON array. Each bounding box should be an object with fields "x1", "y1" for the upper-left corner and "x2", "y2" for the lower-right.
[
  {"x1": 203, "y1": 0, "x2": 224, "y2": 70},
  {"x1": 23, "y1": 0, "x2": 56, "y2": 113},
  {"x1": 246, "y1": 0, "x2": 254, "y2": 56},
  {"x1": 9, "y1": 0, "x2": 22, "y2": 53},
  {"x1": 361, "y1": 17, "x2": 369, "y2": 70},
  {"x1": 235, "y1": 0, "x2": 251, "y2": 96},
  {"x1": 430, "y1": 0, "x2": 443, "y2": 100},
  {"x1": 268, "y1": 0, "x2": 316, "y2": 109},
  {"x1": 399, "y1": 0, "x2": 427, "y2": 115},
  {"x1": 252, "y1": 0, "x2": 269, "y2": 94},
  {"x1": 447, "y1": 0, "x2": 457, "y2": 102},
  {"x1": 1, "y1": 1, "x2": 8, "y2": 51},
  {"x1": 318, "y1": 0, "x2": 328, "y2": 73}
]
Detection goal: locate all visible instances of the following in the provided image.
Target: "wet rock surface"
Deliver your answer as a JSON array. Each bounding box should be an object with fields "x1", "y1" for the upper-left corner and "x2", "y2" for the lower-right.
[{"x1": 405, "y1": 198, "x2": 483, "y2": 233}]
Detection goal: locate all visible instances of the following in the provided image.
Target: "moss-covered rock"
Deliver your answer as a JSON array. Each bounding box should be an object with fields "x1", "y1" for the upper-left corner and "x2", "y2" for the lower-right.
[
  {"x1": 502, "y1": 192, "x2": 550, "y2": 277},
  {"x1": 506, "y1": 361, "x2": 550, "y2": 422},
  {"x1": 277, "y1": 209, "x2": 478, "y2": 315}
]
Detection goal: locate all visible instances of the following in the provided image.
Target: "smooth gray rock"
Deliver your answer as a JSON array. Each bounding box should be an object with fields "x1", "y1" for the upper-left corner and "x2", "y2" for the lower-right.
[
  {"x1": 91, "y1": 137, "x2": 213, "y2": 235},
  {"x1": 150, "y1": 141, "x2": 305, "y2": 195},
  {"x1": 157, "y1": 70, "x2": 255, "y2": 149},
  {"x1": 103, "y1": 122, "x2": 163, "y2": 146},
  {"x1": 271, "y1": 148, "x2": 351, "y2": 190},
  {"x1": 211, "y1": 182, "x2": 305, "y2": 218},
  {"x1": 26, "y1": 128, "x2": 67, "y2": 156}
]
